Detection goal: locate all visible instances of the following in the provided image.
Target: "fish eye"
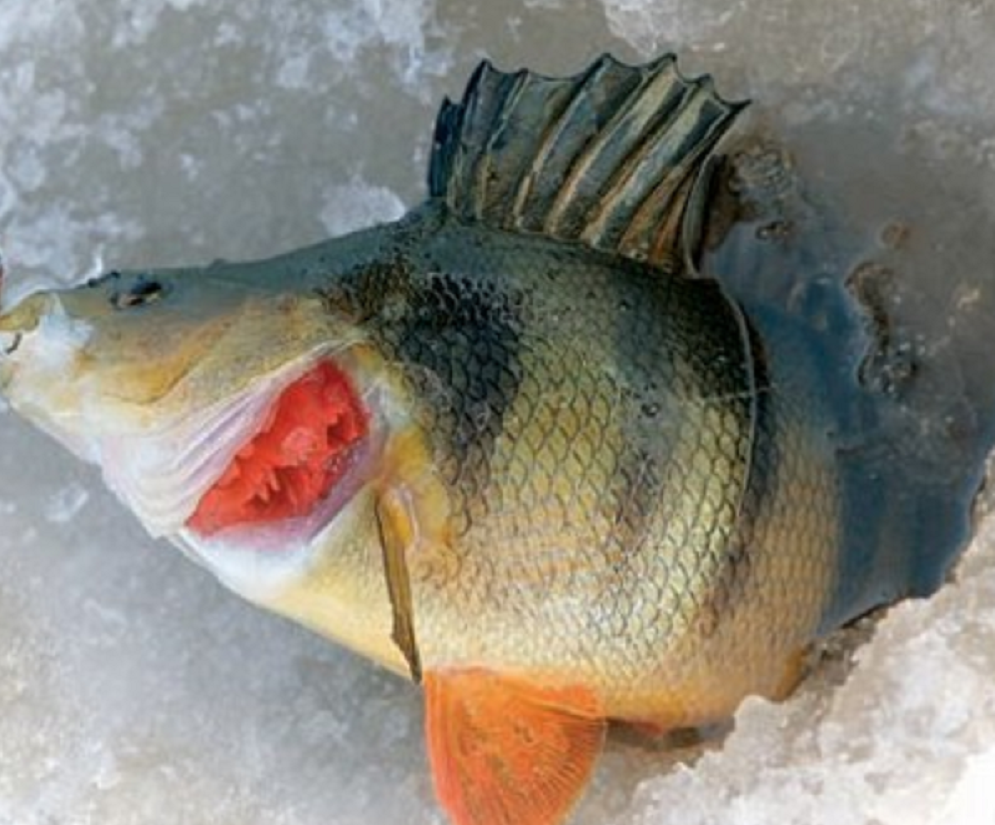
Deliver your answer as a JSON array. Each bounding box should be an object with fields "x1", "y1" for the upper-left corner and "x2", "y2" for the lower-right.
[{"x1": 110, "y1": 275, "x2": 169, "y2": 310}]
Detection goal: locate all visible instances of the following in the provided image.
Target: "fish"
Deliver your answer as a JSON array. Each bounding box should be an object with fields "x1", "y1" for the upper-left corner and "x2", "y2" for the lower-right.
[{"x1": 0, "y1": 53, "x2": 974, "y2": 825}]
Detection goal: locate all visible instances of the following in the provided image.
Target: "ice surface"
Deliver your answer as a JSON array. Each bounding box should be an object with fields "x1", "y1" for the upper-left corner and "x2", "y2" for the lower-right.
[
  {"x1": 2, "y1": 1, "x2": 995, "y2": 824},
  {"x1": 42, "y1": 483, "x2": 90, "y2": 525}
]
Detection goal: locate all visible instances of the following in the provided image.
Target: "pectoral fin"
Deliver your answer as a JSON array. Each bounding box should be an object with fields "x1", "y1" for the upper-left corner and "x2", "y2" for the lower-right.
[
  {"x1": 375, "y1": 488, "x2": 422, "y2": 683},
  {"x1": 424, "y1": 668, "x2": 606, "y2": 825}
]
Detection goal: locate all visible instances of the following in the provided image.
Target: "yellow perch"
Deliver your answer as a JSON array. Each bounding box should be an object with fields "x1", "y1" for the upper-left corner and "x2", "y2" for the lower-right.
[{"x1": 0, "y1": 54, "x2": 950, "y2": 825}]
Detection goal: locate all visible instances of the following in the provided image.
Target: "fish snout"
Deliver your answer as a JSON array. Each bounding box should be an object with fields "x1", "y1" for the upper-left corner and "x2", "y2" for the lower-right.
[
  {"x1": 0, "y1": 291, "x2": 64, "y2": 395},
  {"x1": 0, "y1": 290, "x2": 52, "y2": 332},
  {"x1": 0, "y1": 291, "x2": 52, "y2": 356}
]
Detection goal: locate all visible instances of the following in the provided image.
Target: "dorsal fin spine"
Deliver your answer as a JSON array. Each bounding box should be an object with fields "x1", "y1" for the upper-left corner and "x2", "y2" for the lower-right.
[
  {"x1": 541, "y1": 58, "x2": 677, "y2": 234},
  {"x1": 508, "y1": 58, "x2": 613, "y2": 228},
  {"x1": 468, "y1": 68, "x2": 530, "y2": 221},
  {"x1": 649, "y1": 91, "x2": 748, "y2": 268},
  {"x1": 617, "y1": 81, "x2": 746, "y2": 260},
  {"x1": 452, "y1": 61, "x2": 501, "y2": 217},
  {"x1": 512, "y1": 56, "x2": 643, "y2": 236},
  {"x1": 577, "y1": 61, "x2": 699, "y2": 247},
  {"x1": 428, "y1": 97, "x2": 462, "y2": 199},
  {"x1": 427, "y1": 53, "x2": 747, "y2": 273}
]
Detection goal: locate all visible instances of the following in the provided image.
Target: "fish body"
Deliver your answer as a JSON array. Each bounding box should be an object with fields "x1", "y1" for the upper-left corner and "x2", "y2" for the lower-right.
[
  {"x1": 262, "y1": 205, "x2": 840, "y2": 726},
  {"x1": 0, "y1": 55, "x2": 928, "y2": 825}
]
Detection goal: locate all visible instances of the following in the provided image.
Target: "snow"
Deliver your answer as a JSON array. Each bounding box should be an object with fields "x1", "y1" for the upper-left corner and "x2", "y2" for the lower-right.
[
  {"x1": 42, "y1": 483, "x2": 90, "y2": 525},
  {"x1": 2, "y1": 1, "x2": 995, "y2": 824}
]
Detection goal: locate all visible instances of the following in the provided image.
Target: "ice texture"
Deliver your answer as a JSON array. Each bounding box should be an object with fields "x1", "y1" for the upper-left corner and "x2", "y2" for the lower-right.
[{"x1": 2, "y1": 1, "x2": 995, "y2": 824}]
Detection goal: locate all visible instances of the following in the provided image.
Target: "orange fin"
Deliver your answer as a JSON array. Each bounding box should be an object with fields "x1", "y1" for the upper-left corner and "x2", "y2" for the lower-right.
[{"x1": 424, "y1": 669, "x2": 606, "y2": 825}]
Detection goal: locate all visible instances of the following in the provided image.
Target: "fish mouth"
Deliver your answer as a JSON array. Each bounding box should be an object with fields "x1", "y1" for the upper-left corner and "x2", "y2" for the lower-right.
[
  {"x1": 101, "y1": 348, "x2": 382, "y2": 556},
  {"x1": 186, "y1": 359, "x2": 369, "y2": 535},
  {"x1": 181, "y1": 357, "x2": 379, "y2": 555}
]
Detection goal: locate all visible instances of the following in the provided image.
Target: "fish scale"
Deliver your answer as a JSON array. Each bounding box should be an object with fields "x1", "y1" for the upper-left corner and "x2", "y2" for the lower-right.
[
  {"x1": 0, "y1": 53, "x2": 945, "y2": 825},
  {"x1": 379, "y1": 222, "x2": 778, "y2": 694}
]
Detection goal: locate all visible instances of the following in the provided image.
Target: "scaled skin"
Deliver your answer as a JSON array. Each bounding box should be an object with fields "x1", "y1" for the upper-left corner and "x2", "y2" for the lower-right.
[
  {"x1": 0, "y1": 55, "x2": 844, "y2": 825},
  {"x1": 0, "y1": 200, "x2": 838, "y2": 724}
]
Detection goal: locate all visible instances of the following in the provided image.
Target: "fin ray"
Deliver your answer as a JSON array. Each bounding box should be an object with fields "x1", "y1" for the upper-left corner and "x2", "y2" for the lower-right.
[
  {"x1": 513, "y1": 56, "x2": 644, "y2": 235},
  {"x1": 428, "y1": 54, "x2": 747, "y2": 272},
  {"x1": 542, "y1": 57, "x2": 680, "y2": 235},
  {"x1": 508, "y1": 62, "x2": 614, "y2": 225},
  {"x1": 425, "y1": 669, "x2": 606, "y2": 825}
]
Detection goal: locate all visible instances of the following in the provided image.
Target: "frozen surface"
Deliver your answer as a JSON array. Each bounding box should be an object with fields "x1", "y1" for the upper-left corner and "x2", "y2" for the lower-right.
[{"x1": 2, "y1": 1, "x2": 995, "y2": 824}]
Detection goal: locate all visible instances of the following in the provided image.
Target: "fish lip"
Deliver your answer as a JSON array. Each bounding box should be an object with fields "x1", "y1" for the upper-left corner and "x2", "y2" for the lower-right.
[
  {"x1": 0, "y1": 290, "x2": 50, "y2": 335},
  {"x1": 0, "y1": 292, "x2": 52, "y2": 382},
  {"x1": 0, "y1": 346, "x2": 14, "y2": 394},
  {"x1": 0, "y1": 293, "x2": 99, "y2": 461}
]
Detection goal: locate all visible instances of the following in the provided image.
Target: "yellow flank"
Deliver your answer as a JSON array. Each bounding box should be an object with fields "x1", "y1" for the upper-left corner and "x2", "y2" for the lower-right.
[
  {"x1": 263, "y1": 485, "x2": 410, "y2": 677},
  {"x1": 0, "y1": 52, "x2": 861, "y2": 825},
  {"x1": 388, "y1": 288, "x2": 839, "y2": 727}
]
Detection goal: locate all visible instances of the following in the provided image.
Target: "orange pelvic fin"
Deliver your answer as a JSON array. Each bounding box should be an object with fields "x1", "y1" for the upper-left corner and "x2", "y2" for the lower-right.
[{"x1": 424, "y1": 668, "x2": 606, "y2": 825}]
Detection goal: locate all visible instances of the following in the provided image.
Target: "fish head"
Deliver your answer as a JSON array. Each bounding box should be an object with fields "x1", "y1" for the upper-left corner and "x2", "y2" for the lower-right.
[
  {"x1": 0, "y1": 265, "x2": 412, "y2": 655},
  {"x1": 0, "y1": 268, "x2": 317, "y2": 456}
]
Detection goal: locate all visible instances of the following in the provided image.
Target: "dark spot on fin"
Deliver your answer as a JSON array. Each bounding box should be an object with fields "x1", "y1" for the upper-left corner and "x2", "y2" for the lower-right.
[{"x1": 428, "y1": 54, "x2": 748, "y2": 274}]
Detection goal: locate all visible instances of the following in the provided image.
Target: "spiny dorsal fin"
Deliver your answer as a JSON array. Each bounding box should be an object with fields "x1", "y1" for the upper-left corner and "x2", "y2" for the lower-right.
[{"x1": 428, "y1": 54, "x2": 748, "y2": 273}]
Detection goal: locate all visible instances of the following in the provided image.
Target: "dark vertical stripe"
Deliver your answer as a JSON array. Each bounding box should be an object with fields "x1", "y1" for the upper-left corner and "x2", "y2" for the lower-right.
[
  {"x1": 331, "y1": 257, "x2": 526, "y2": 535},
  {"x1": 693, "y1": 317, "x2": 773, "y2": 636}
]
